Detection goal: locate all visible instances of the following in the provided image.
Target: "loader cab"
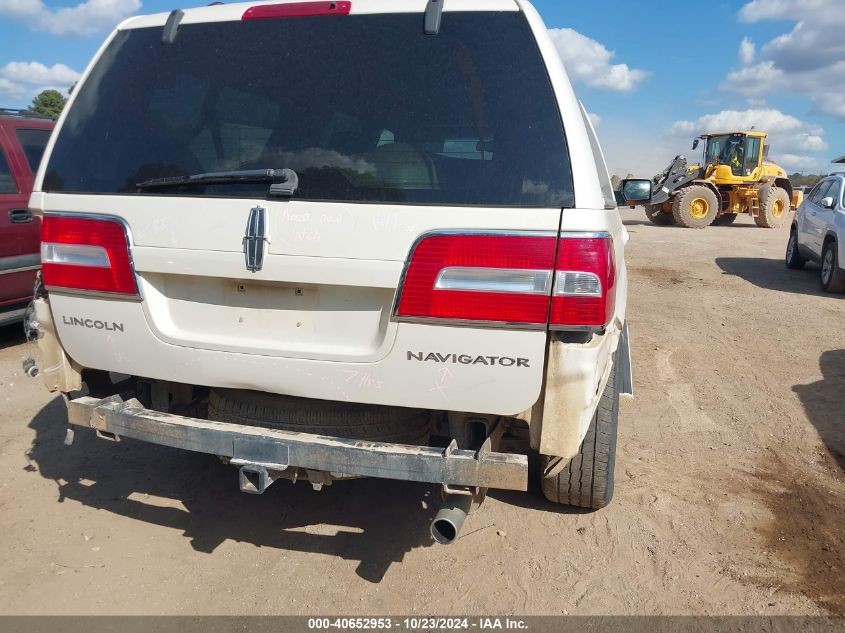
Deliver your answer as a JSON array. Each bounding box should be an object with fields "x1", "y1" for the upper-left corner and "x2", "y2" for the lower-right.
[{"x1": 702, "y1": 132, "x2": 766, "y2": 181}]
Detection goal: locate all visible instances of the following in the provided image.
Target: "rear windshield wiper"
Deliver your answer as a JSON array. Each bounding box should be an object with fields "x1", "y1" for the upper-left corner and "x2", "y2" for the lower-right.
[{"x1": 136, "y1": 168, "x2": 299, "y2": 197}]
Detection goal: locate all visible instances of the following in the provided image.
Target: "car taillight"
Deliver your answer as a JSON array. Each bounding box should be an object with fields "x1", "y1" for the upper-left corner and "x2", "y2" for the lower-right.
[
  {"x1": 41, "y1": 215, "x2": 138, "y2": 297},
  {"x1": 396, "y1": 234, "x2": 557, "y2": 327},
  {"x1": 242, "y1": 1, "x2": 351, "y2": 19},
  {"x1": 394, "y1": 232, "x2": 615, "y2": 330},
  {"x1": 550, "y1": 236, "x2": 615, "y2": 329}
]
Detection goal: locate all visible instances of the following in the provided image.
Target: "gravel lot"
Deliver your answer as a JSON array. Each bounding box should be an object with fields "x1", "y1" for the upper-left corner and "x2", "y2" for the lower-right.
[{"x1": 0, "y1": 208, "x2": 843, "y2": 615}]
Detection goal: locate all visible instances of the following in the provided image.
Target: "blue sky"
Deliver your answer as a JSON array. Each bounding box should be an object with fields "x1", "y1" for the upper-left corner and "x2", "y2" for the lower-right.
[{"x1": 0, "y1": 0, "x2": 842, "y2": 176}]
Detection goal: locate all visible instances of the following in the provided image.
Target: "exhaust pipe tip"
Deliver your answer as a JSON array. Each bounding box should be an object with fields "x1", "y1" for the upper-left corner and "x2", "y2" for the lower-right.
[
  {"x1": 430, "y1": 494, "x2": 473, "y2": 545},
  {"x1": 431, "y1": 517, "x2": 461, "y2": 545}
]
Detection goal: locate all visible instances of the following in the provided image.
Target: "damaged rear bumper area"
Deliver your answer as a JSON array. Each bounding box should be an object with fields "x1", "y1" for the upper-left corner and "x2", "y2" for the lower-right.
[{"x1": 65, "y1": 395, "x2": 528, "y2": 494}]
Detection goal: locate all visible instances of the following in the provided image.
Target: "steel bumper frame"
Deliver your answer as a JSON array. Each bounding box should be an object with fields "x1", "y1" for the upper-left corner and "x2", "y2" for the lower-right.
[{"x1": 65, "y1": 395, "x2": 528, "y2": 491}]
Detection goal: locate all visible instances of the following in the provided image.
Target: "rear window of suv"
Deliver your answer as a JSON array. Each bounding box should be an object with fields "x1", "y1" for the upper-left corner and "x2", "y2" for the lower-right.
[{"x1": 43, "y1": 12, "x2": 574, "y2": 208}]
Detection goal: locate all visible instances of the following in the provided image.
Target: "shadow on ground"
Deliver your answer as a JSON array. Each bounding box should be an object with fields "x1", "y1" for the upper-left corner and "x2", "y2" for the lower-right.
[
  {"x1": 26, "y1": 396, "x2": 438, "y2": 582},
  {"x1": 621, "y1": 219, "x2": 656, "y2": 228},
  {"x1": 716, "y1": 257, "x2": 838, "y2": 297},
  {"x1": 623, "y1": 215, "x2": 761, "y2": 229},
  {"x1": 793, "y1": 350, "x2": 845, "y2": 473},
  {"x1": 0, "y1": 322, "x2": 25, "y2": 351}
]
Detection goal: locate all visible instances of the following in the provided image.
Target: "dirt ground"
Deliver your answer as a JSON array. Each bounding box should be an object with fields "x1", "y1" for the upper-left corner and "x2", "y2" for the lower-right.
[{"x1": 0, "y1": 208, "x2": 843, "y2": 616}]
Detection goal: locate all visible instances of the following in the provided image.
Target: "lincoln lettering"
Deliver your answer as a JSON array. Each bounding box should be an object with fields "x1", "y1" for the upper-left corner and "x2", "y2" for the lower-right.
[
  {"x1": 407, "y1": 351, "x2": 530, "y2": 368},
  {"x1": 62, "y1": 316, "x2": 125, "y2": 332}
]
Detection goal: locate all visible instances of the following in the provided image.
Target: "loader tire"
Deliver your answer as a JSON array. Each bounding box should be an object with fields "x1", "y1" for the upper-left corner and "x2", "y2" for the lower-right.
[
  {"x1": 645, "y1": 204, "x2": 676, "y2": 226},
  {"x1": 713, "y1": 213, "x2": 738, "y2": 226},
  {"x1": 672, "y1": 185, "x2": 719, "y2": 228},
  {"x1": 208, "y1": 389, "x2": 432, "y2": 445},
  {"x1": 540, "y1": 356, "x2": 619, "y2": 510},
  {"x1": 756, "y1": 186, "x2": 790, "y2": 229}
]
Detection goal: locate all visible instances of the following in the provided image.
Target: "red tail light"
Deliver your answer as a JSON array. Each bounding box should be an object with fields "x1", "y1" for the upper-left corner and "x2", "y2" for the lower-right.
[
  {"x1": 41, "y1": 215, "x2": 138, "y2": 297},
  {"x1": 394, "y1": 232, "x2": 615, "y2": 331},
  {"x1": 549, "y1": 236, "x2": 615, "y2": 329},
  {"x1": 242, "y1": 1, "x2": 351, "y2": 19},
  {"x1": 396, "y1": 234, "x2": 557, "y2": 327}
]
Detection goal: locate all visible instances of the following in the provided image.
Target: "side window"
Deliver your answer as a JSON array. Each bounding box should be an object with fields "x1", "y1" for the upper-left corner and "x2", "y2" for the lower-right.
[
  {"x1": 15, "y1": 128, "x2": 51, "y2": 174},
  {"x1": 825, "y1": 180, "x2": 842, "y2": 207},
  {"x1": 0, "y1": 149, "x2": 17, "y2": 194},
  {"x1": 578, "y1": 102, "x2": 615, "y2": 209},
  {"x1": 810, "y1": 180, "x2": 833, "y2": 204}
]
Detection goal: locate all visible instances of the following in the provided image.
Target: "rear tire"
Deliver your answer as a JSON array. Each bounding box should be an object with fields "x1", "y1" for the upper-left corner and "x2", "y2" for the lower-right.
[
  {"x1": 645, "y1": 204, "x2": 676, "y2": 226},
  {"x1": 713, "y1": 213, "x2": 738, "y2": 226},
  {"x1": 821, "y1": 241, "x2": 845, "y2": 293},
  {"x1": 541, "y1": 357, "x2": 619, "y2": 510},
  {"x1": 672, "y1": 185, "x2": 719, "y2": 228},
  {"x1": 785, "y1": 229, "x2": 806, "y2": 270},
  {"x1": 208, "y1": 389, "x2": 433, "y2": 444},
  {"x1": 756, "y1": 186, "x2": 790, "y2": 229}
]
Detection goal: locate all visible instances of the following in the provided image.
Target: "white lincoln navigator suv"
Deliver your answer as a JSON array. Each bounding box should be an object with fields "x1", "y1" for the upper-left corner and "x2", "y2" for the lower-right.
[{"x1": 27, "y1": 0, "x2": 632, "y2": 544}]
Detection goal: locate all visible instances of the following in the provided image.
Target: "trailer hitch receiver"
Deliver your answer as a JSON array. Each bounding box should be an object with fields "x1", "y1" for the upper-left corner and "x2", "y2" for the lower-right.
[{"x1": 238, "y1": 465, "x2": 279, "y2": 494}]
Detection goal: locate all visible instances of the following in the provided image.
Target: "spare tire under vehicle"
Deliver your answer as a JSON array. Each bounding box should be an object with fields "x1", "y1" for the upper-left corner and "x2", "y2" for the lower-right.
[{"x1": 208, "y1": 389, "x2": 433, "y2": 445}]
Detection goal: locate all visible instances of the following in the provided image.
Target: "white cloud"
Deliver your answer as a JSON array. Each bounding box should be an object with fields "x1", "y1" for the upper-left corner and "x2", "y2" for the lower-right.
[
  {"x1": 592, "y1": 121, "x2": 679, "y2": 180},
  {"x1": 668, "y1": 108, "x2": 827, "y2": 173},
  {"x1": 723, "y1": 0, "x2": 845, "y2": 120},
  {"x1": 0, "y1": 61, "x2": 81, "y2": 105},
  {"x1": 739, "y1": 37, "x2": 755, "y2": 65},
  {"x1": 2, "y1": 61, "x2": 80, "y2": 85},
  {"x1": 738, "y1": 0, "x2": 834, "y2": 24},
  {"x1": 777, "y1": 153, "x2": 826, "y2": 172},
  {"x1": 548, "y1": 28, "x2": 648, "y2": 92},
  {"x1": 0, "y1": 0, "x2": 140, "y2": 37},
  {"x1": 599, "y1": 108, "x2": 829, "y2": 178},
  {"x1": 815, "y1": 94, "x2": 845, "y2": 120}
]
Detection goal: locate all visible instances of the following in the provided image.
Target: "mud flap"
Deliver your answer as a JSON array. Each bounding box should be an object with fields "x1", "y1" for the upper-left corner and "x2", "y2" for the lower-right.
[{"x1": 619, "y1": 322, "x2": 634, "y2": 398}]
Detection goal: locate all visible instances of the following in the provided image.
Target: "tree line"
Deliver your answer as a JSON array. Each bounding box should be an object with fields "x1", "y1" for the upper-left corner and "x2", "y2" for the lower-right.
[{"x1": 24, "y1": 88, "x2": 70, "y2": 120}]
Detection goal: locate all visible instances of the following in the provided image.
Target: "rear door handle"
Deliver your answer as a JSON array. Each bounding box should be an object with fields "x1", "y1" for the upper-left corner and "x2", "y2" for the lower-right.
[{"x1": 8, "y1": 209, "x2": 33, "y2": 224}]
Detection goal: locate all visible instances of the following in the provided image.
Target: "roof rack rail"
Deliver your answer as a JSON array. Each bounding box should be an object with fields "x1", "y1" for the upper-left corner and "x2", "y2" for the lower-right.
[{"x1": 0, "y1": 108, "x2": 52, "y2": 120}]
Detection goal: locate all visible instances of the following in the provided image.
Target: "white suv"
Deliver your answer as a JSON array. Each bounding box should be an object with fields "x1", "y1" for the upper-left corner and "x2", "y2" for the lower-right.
[
  {"x1": 27, "y1": 0, "x2": 632, "y2": 544},
  {"x1": 786, "y1": 173, "x2": 845, "y2": 292}
]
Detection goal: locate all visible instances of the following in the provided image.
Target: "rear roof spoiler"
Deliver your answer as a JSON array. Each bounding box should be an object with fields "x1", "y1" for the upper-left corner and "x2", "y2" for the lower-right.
[
  {"x1": 424, "y1": 0, "x2": 443, "y2": 34},
  {"x1": 162, "y1": 9, "x2": 184, "y2": 43}
]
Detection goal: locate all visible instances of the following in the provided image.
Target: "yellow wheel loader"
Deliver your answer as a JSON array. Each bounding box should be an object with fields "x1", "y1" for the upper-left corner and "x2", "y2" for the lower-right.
[{"x1": 623, "y1": 132, "x2": 802, "y2": 229}]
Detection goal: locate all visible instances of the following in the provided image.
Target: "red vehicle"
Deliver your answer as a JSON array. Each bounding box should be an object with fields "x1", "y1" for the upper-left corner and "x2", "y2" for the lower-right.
[{"x1": 0, "y1": 109, "x2": 53, "y2": 326}]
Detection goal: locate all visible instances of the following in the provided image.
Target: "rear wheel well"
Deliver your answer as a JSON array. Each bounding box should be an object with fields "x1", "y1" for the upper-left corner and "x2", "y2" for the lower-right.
[
  {"x1": 773, "y1": 177, "x2": 793, "y2": 200},
  {"x1": 689, "y1": 180, "x2": 720, "y2": 197},
  {"x1": 824, "y1": 233, "x2": 837, "y2": 250}
]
